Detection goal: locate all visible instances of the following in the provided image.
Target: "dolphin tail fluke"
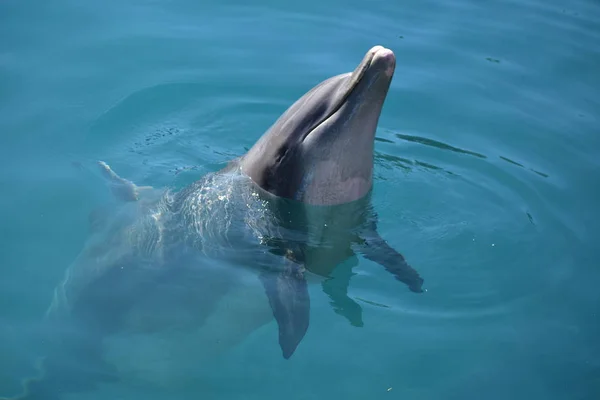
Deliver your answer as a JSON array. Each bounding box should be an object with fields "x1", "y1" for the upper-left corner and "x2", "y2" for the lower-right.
[
  {"x1": 1, "y1": 343, "x2": 120, "y2": 400},
  {"x1": 0, "y1": 359, "x2": 60, "y2": 400},
  {"x1": 0, "y1": 377, "x2": 60, "y2": 400},
  {"x1": 259, "y1": 257, "x2": 310, "y2": 359}
]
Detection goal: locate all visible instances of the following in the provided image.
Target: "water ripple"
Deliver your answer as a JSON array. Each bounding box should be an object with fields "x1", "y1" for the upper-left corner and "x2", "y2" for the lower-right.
[
  {"x1": 1, "y1": 0, "x2": 598, "y2": 396},
  {"x1": 369, "y1": 124, "x2": 577, "y2": 323}
]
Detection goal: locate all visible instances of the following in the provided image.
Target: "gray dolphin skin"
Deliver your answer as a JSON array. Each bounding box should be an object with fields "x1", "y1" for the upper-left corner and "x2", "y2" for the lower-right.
[{"x1": 1, "y1": 45, "x2": 423, "y2": 400}]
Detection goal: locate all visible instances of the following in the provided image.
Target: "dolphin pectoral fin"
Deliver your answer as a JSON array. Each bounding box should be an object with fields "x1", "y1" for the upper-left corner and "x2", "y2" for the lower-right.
[
  {"x1": 97, "y1": 160, "x2": 145, "y2": 202},
  {"x1": 259, "y1": 259, "x2": 310, "y2": 359},
  {"x1": 356, "y1": 232, "x2": 424, "y2": 293},
  {"x1": 321, "y1": 264, "x2": 364, "y2": 327}
]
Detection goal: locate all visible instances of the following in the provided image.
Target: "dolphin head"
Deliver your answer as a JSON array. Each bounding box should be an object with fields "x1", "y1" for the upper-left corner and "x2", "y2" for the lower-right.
[{"x1": 241, "y1": 45, "x2": 396, "y2": 206}]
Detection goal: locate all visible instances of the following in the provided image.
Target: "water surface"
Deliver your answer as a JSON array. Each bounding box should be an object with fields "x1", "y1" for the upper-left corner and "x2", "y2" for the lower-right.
[{"x1": 1, "y1": 0, "x2": 599, "y2": 399}]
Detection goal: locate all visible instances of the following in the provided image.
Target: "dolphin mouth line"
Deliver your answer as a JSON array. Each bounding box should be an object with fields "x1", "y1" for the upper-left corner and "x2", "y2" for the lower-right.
[{"x1": 300, "y1": 47, "x2": 386, "y2": 143}]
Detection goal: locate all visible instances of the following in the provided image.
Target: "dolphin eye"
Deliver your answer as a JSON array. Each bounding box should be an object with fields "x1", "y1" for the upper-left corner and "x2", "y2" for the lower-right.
[{"x1": 275, "y1": 145, "x2": 289, "y2": 163}]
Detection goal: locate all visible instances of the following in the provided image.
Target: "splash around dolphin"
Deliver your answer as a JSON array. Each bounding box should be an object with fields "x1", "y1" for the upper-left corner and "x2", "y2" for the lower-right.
[{"x1": 1, "y1": 45, "x2": 424, "y2": 400}]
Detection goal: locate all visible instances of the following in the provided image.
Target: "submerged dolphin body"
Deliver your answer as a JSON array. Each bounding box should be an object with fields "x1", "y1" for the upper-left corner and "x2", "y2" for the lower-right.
[{"x1": 1, "y1": 45, "x2": 424, "y2": 400}]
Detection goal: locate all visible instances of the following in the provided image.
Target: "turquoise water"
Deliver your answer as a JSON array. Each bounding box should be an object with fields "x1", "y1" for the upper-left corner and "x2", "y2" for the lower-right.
[{"x1": 1, "y1": 0, "x2": 599, "y2": 398}]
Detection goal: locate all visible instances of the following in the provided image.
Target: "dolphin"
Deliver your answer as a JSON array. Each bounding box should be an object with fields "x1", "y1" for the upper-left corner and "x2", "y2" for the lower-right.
[
  {"x1": 239, "y1": 44, "x2": 423, "y2": 356},
  {"x1": 1, "y1": 45, "x2": 423, "y2": 400}
]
